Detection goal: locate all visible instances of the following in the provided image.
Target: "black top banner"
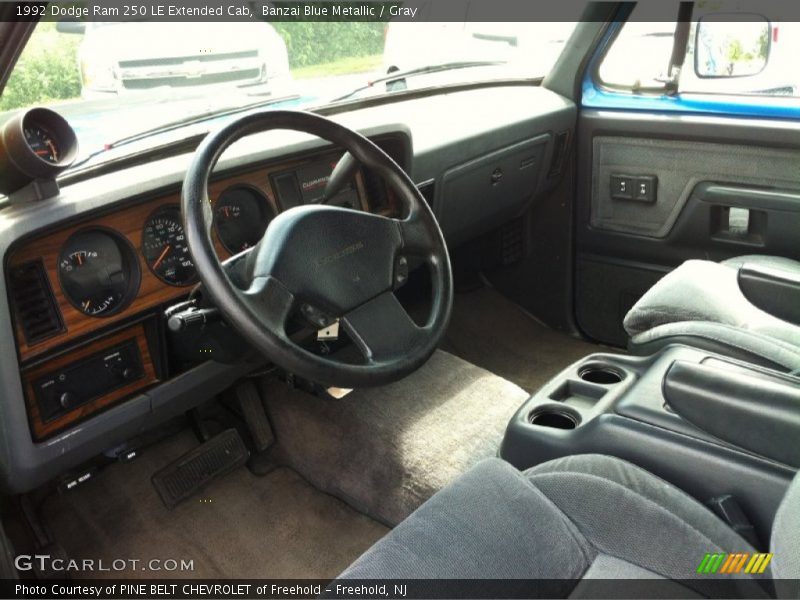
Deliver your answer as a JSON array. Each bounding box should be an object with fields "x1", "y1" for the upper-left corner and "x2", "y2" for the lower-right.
[{"x1": 8, "y1": 0, "x2": 800, "y2": 23}]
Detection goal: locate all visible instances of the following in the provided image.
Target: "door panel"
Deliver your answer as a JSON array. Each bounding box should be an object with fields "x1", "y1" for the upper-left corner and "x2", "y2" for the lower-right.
[{"x1": 575, "y1": 111, "x2": 800, "y2": 346}]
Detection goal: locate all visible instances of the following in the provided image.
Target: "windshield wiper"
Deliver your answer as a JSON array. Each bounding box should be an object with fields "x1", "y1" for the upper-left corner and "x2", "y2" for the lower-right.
[
  {"x1": 68, "y1": 93, "x2": 301, "y2": 171},
  {"x1": 330, "y1": 61, "x2": 507, "y2": 103}
]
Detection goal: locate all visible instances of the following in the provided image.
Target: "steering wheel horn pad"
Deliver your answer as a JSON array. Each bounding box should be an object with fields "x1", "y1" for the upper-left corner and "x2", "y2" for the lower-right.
[
  {"x1": 182, "y1": 110, "x2": 452, "y2": 388},
  {"x1": 247, "y1": 204, "x2": 402, "y2": 315}
]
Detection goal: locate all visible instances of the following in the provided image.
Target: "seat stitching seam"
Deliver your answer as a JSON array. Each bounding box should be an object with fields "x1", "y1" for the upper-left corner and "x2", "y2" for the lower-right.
[{"x1": 511, "y1": 470, "x2": 596, "y2": 572}]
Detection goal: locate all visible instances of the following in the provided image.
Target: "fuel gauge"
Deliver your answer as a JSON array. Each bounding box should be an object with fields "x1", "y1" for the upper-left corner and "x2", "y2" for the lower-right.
[
  {"x1": 213, "y1": 186, "x2": 274, "y2": 254},
  {"x1": 58, "y1": 229, "x2": 141, "y2": 317}
]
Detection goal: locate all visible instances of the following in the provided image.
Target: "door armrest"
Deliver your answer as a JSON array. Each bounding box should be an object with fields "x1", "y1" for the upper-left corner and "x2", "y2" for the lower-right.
[{"x1": 738, "y1": 263, "x2": 800, "y2": 325}]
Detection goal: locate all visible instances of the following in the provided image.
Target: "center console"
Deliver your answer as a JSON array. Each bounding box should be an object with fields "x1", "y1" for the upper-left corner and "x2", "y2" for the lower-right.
[{"x1": 500, "y1": 345, "x2": 799, "y2": 546}]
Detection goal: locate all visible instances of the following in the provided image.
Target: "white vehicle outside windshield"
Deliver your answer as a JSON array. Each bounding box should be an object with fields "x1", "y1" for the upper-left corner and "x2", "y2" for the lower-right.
[{"x1": 0, "y1": 19, "x2": 578, "y2": 164}]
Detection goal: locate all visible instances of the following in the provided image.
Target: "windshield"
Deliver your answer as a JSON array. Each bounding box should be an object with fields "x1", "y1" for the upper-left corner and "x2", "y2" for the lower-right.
[{"x1": 0, "y1": 20, "x2": 577, "y2": 166}]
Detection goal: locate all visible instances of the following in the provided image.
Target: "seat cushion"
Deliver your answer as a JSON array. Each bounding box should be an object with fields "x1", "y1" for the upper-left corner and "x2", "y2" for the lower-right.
[
  {"x1": 771, "y1": 471, "x2": 800, "y2": 598},
  {"x1": 338, "y1": 455, "x2": 769, "y2": 598},
  {"x1": 624, "y1": 259, "x2": 800, "y2": 370}
]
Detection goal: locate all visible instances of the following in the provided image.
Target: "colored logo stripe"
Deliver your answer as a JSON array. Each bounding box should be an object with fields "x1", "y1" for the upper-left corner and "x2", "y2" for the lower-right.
[
  {"x1": 745, "y1": 553, "x2": 773, "y2": 574},
  {"x1": 697, "y1": 553, "x2": 773, "y2": 575},
  {"x1": 697, "y1": 553, "x2": 725, "y2": 574}
]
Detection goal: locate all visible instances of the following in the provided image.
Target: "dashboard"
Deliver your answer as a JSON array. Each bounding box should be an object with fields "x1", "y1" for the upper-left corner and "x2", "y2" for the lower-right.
[
  {"x1": 7, "y1": 147, "x2": 397, "y2": 441},
  {"x1": 0, "y1": 86, "x2": 575, "y2": 493}
]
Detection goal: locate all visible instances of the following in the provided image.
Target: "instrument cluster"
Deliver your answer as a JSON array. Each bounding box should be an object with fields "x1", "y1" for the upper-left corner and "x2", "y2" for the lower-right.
[{"x1": 53, "y1": 160, "x2": 354, "y2": 317}]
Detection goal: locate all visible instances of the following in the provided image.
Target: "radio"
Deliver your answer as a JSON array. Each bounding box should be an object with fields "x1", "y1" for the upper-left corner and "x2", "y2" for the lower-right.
[{"x1": 33, "y1": 338, "x2": 145, "y2": 422}]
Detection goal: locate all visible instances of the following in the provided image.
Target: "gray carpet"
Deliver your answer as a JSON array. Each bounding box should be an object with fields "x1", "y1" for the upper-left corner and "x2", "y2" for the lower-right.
[
  {"x1": 261, "y1": 350, "x2": 529, "y2": 526},
  {"x1": 43, "y1": 430, "x2": 388, "y2": 579},
  {"x1": 442, "y1": 287, "x2": 608, "y2": 393},
  {"x1": 42, "y1": 287, "x2": 604, "y2": 578}
]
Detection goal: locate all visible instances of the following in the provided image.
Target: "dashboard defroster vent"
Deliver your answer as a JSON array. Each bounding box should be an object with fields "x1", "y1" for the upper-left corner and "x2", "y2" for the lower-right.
[{"x1": 9, "y1": 260, "x2": 64, "y2": 344}]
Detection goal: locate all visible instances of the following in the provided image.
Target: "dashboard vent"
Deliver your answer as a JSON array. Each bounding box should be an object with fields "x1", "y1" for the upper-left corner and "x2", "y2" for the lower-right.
[{"x1": 9, "y1": 260, "x2": 64, "y2": 344}]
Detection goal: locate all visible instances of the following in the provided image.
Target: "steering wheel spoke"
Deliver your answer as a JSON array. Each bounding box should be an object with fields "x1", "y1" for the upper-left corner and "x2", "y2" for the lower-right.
[
  {"x1": 239, "y1": 276, "x2": 295, "y2": 335},
  {"x1": 398, "y1": 211, "x2": 436, "y2": 257},
  {"x1": 342, "y1": 291, "x2": 425, "y2": 364}
]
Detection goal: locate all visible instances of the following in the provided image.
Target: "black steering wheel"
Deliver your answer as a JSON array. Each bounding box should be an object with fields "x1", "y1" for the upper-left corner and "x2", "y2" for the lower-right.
[{"x1": 182, "y1": 110, "x2": 453, "y2": 388}]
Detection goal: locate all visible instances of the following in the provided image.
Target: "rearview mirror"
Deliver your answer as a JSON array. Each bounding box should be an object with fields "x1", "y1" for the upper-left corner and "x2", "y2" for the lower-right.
[
  {"x1": 56, "y1": 20, "x2": 86, "y2": 35},
  {"x1": 695, "y1": 15, "x2": 770, "y2": 78}
]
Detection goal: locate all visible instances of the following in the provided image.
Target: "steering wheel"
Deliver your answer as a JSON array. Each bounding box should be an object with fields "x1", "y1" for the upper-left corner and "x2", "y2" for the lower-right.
[{"x1": 182, "y1": 110, "x2": 453, "y2": 388}]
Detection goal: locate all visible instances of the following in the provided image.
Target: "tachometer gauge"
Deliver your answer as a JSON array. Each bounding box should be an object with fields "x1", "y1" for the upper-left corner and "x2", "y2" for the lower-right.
[
  {"x1": 24, "y1": 123, "x2": 60, "y2": 163},
  {"x1": 213, "y1": 186, "x2": 274, "y2": 254},
  {"x1": 0, "y1": 107, "x2": 78, "y2": 196},
  {"x1": 58, "y1": 229, "x2": 141, "y2": 317},
  {"x1": 142, "y1": 205, "x2": 197, "y2": 286}
]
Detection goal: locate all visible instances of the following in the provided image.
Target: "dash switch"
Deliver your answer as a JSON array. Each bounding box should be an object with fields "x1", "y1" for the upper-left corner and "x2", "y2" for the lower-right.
[
  {"x1": 634, "y1": 175, "x2": 657, "y2": 203},
  {"x1": 610, "y1": 175, "x2": 634, "y2": 200}
]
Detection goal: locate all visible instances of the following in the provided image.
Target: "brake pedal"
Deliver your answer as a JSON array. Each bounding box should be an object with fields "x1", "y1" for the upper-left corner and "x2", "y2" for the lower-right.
[{"x1": 151, "y1": 429, "x2": 249, "y2": 509}]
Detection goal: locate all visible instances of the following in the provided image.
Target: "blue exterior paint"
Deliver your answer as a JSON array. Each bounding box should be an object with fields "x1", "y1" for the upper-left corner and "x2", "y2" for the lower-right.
[{"x1": 581, "y1": 22, "x2": 800, "y2": 120}]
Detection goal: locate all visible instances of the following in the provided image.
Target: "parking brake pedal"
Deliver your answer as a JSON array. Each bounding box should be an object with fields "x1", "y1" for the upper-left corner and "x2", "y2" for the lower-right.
[
  {"x1": 235, "y1": 380, "x2": 273, "y2": 452},
  {"x1": 151, "y1": 428, "x2": 249, "y2": 509}
]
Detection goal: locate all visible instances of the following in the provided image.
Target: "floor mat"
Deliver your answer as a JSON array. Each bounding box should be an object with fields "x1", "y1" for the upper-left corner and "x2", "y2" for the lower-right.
[
  {"x1": 442, "y1": 287, "x2": 609, "y2": 393},
  {"x1": 261, "y1": 350, "x2": 528, "y2": 527},
  {"x1": 42, "y1": 430, "x2": 388, "y2": 579}
]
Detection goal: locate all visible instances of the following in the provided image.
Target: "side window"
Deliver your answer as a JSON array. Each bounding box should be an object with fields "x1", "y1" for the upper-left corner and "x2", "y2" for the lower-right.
[
  {"x1": 598, "y1": 21, "x2": 677, "y2": 91},
  {"x1": 597, "y1": 4, "x2": 800, "y2": 100}
]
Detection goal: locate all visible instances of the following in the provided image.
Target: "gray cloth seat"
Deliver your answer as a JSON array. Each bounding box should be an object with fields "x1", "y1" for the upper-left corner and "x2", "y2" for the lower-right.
[
  {"x1": 339, "y1": 454, "x2": 799, "y2": 598},
  {"x1": 623, "y1": 255, "x2": 800, "y2": 371}
]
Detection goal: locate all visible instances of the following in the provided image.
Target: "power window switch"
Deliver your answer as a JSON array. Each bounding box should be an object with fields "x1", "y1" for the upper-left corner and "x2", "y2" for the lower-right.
[
  {"x1": 610, "y1": 175, "x2": 634, "y2": 200},
  {"x1": 634, "y1": 176, "x2": 657, "y2": 203}
]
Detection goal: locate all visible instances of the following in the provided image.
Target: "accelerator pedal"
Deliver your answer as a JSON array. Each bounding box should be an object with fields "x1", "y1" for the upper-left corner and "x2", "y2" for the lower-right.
[{"x1": 152, "y1": 428, "x2": 249, "y2": 509}]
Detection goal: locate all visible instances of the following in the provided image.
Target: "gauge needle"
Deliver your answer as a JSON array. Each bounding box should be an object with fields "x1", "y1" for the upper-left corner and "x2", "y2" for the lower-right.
[
  {"x1": 82, "y1": 300, "x2": 91, "y2": 311},
  {"x1": 47, "y1": 140, "x2": 58, "y2": 161},
  {"x1": 75, "y1": 254, "x2": 83, "y2": 266},
  {"x1": 153, "y1": 245, "x2": 171, "y2": 270}
]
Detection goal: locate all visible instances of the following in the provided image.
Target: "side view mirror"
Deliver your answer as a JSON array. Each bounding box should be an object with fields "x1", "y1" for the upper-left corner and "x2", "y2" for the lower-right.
[
  {"x1": 56, "y1": 20, "x2": 86, "y2": 35},
  {"x1": 694, "y1": 15, "x2": 771, "y2": 78}
]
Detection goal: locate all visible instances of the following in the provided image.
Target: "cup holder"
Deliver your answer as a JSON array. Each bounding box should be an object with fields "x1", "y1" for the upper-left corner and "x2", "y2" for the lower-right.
[
  {"x1": 578, "y1": 364, "x2": 625, "y2": 385},
  {"x1": 528, "y1": 406, "x2": 580, "y2": 430}
]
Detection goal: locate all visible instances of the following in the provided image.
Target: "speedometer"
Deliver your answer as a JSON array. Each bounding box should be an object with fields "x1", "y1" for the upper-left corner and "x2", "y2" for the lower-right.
[{"x1": 142, "y1": 205, "x2": 197, "y2": 286}]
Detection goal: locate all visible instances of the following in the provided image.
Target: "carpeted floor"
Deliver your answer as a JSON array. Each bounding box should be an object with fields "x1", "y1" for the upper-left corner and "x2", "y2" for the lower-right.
[
  {"x1": 261, "y1": 350, "x2": 529, "y2": 526},
  {"x1": 42, "y1": 430, "x2": 388, "y2": 579},
  {"x1": 442, "y1": 287, "x2": 608, "y2": 393},
  {"x1": 41, "y1": 286, "x2": 606, "y2": 578}
]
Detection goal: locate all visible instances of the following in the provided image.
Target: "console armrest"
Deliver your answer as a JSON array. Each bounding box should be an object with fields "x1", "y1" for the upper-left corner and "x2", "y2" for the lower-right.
[
  {"x1": 738, "y1": 263, "x2": 800, "y2": 325},
  {"x1": 663, "y1": 361, "x2": 800, "y2": 467}
]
